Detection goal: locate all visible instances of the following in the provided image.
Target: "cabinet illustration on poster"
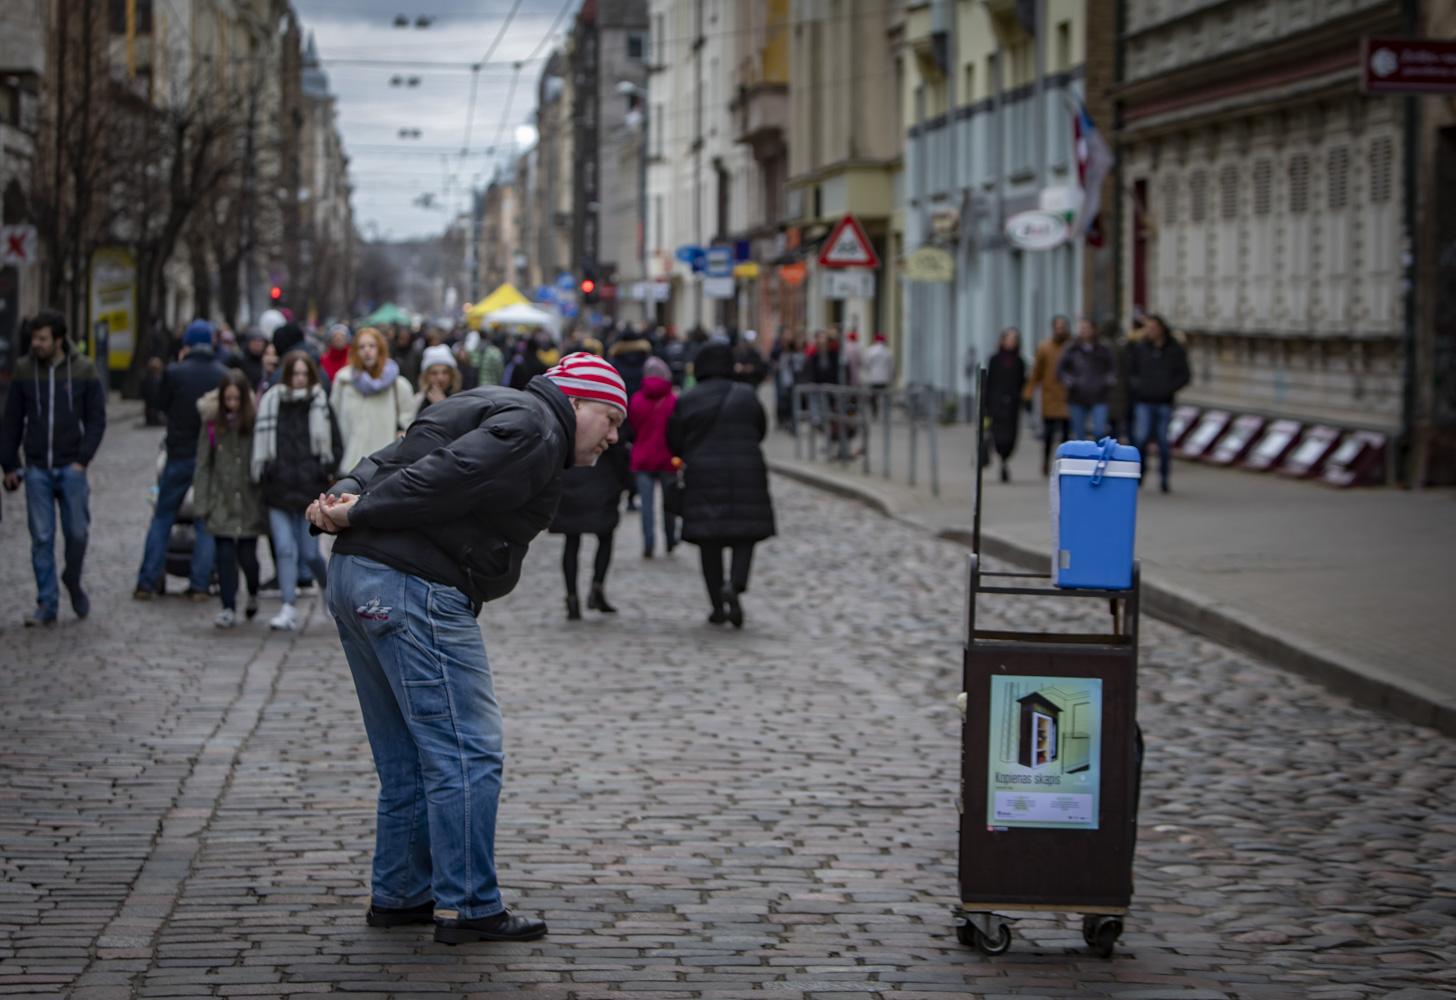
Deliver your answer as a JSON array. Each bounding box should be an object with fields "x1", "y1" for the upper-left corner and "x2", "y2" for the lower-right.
[{"x1": 987, "y1": 676, "x2": 1102, "y2": 830}]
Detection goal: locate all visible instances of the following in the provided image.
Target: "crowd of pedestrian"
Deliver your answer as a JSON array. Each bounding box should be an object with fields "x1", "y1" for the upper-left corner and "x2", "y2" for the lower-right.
[{"x1": 3, "y1": 307, "x2": 786, "y2": 633}]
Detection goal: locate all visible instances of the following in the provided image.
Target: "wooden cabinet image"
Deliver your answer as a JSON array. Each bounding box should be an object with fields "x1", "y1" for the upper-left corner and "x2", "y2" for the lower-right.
[
  {"x1": 1015, "y1": 688, "x2": 1094, "y2": 773},
  {"x1": 1017, "y1": 693, "x2": 1061, "y2": 769}
]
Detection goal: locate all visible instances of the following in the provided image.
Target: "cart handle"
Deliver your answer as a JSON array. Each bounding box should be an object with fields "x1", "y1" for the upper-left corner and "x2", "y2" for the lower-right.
[{"x1": 1090, "y1": 436, "x2": 1119, "y2": 487}]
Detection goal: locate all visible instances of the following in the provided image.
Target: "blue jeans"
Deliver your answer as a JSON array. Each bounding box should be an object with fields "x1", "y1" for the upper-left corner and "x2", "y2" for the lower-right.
[
  {"x1": 136, "y1": 457, "x2": 213, "y2": 592},
  {"x1": 268, "y1": 507, "x2": 328, "y2": 606},
  {"x1": 1133, "y1": 402, "x2": 1173, "y2": 487},
  {"x1": 635, "y1": 471, "x2": 679, "y2": 555},
  {"x1": 25, "y1": 466, "x2": 91, "y2": 618},
  {"x1": 329, "y1": 554, "x2": 505, "y2": 919},
  {"x1": 1068, "y1": 402, "x2": 1109, "y2": 441}
]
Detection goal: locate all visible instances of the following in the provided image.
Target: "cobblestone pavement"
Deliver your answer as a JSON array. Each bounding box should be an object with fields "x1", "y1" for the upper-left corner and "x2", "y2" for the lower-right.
[{"x1": 2, "y1": 401, "x2": 1454, "y2": 999}]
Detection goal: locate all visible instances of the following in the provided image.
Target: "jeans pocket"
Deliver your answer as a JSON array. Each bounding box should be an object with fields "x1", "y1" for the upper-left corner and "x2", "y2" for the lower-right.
[{"x1": 402, "y1": 679, "x2": 451, "y2": 721}]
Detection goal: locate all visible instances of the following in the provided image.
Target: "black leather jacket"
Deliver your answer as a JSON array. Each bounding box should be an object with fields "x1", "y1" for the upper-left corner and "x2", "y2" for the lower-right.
[{"x1": 330, "y1": 377, "x2": 576, "y2": 610}]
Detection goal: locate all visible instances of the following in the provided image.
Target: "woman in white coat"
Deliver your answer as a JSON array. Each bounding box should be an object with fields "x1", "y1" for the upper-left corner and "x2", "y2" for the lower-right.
[{"x1": 330, "y1": 326, "x2": 417, "y2": 474}]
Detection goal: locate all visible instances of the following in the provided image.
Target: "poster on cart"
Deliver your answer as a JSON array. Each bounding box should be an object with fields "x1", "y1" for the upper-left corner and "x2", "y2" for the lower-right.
[{"x1": 986, "y1": 676, "x2": 1103, "y2": 830}]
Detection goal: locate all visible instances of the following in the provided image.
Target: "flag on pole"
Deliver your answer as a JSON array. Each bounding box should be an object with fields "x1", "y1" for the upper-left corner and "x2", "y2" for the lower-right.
[{"x1": 1073, "y1": 100, "x2": 1115, "y2": 247}]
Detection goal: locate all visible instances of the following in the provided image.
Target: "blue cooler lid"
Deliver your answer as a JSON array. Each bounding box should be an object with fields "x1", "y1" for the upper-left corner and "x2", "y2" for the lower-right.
[{"x1": 1056, "y1": 438, "x2": 1141, "y2": 463}]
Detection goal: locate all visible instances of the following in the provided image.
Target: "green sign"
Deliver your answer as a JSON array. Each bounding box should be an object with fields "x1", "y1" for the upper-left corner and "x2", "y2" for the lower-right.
[{"x1": 986, "y1": 676, "x2": 1103, "y2": 830}]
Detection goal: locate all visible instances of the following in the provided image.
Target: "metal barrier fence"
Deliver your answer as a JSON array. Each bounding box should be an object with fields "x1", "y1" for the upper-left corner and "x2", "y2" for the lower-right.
[{"x1": 790, "y1": 383, "x2": 948, "y2": 497}]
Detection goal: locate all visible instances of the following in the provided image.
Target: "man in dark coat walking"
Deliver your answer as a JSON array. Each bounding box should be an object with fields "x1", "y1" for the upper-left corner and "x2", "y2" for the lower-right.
[
  {"x1": 308, "y1": 352, "x2": 625, "y2": 946},
  {"x1": 1, "y1": 310, "x2": 107, "y2": 625},
  {"x1": 134, "y1": 320, "x2": 226, "y2": 599},
  {"x1": 1128, "y1": 315, "x2": 1191, "y2": 492},
  {"x1": 666, "y1": 342, "x2": 775, "y2": 628},
  {"x1": 1056, "y1": 316, "x2": 1119, "y2": 440}
]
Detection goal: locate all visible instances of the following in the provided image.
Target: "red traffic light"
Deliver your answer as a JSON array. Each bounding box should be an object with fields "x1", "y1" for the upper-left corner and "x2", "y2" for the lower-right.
[
  {"x1": 580, "y1": 279, "x2": 596, "y2": 295},
  {"x1": 269, "y1": 285, "x2": 283, "y2": 301}
]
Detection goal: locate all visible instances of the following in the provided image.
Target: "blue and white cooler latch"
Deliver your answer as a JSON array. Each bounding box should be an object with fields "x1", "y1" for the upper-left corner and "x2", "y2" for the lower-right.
[{"x1": 1050, "y1": 438, "x2": 1141, "y2": 589}]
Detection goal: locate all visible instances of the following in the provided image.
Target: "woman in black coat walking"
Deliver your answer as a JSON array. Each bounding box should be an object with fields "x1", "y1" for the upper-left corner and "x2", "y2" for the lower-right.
[
  {"x1": 666, "y1": 342, "x2": 776, "y2": 628},
  {"x1": 985, "y1": 328, "x2": 1028, "y2": 482}
]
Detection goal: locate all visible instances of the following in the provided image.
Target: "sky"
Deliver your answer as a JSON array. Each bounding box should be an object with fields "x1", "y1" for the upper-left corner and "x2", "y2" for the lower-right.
[{"x1": 292, "y1": 0, "x2": 575, "y2": 241}]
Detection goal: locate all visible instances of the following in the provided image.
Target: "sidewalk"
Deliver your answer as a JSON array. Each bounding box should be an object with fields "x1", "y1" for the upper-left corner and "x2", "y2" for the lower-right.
[{"x1": 764, "y1": 408, "x2": 1456, "y2": 736}]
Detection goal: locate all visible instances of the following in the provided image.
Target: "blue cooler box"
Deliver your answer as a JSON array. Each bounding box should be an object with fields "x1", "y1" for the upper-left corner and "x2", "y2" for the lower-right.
[{"x1": 1050, "y1": 438, "x2": 1141, "y2": 589}]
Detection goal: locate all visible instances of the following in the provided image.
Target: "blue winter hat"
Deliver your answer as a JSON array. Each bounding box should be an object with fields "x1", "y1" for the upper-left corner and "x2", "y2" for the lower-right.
[{"x1": 183, "y1": 320, "x2": 214, "y2": 347}]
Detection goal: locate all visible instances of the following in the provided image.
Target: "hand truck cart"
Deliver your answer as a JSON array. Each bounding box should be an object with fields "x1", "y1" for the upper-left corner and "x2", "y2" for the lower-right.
[{"x1": 952, "y1": 369, "x2": 1143, "y2": 958}]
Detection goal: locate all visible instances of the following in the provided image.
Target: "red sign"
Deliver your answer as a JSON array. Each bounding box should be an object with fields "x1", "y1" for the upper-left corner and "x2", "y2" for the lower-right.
[
  {"x1": 817, "y1": 215, "x2": 880, "y2": 269},
  {"x1": 1362, "y1": 37, "x2": 1456, "y2": 95}
]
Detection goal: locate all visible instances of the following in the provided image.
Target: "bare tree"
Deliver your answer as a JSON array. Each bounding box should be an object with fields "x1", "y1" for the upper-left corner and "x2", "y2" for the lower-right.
[
  {"x1": 27, "y1": 0, "x2": 119, "y2": 339},
  {"x1": 109, "y1": 50, "x2": 245, "y2": 388}
]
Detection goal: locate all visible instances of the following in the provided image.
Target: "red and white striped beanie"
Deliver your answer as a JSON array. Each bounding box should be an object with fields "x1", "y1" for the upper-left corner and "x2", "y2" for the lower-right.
[{"x1": 544, "y1": 352, "x2": 629, "y2": 414}]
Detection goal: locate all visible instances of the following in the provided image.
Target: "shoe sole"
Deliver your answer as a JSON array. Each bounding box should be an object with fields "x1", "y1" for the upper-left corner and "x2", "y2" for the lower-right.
[
  {"x1": 366, "y1": 913, "x2": 435, "y2": 928},
  {"x1": 433, "y1": 924, "x2": 548, "y2": 945}
]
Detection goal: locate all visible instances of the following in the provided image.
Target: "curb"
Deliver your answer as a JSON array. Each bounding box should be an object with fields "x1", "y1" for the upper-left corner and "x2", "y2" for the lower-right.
[{"x1": 769, "y1": 458, "x2": 1456, "y2": 739}]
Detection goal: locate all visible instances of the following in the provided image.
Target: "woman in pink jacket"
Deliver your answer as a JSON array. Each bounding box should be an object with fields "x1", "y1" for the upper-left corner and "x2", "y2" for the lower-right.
[{"x1": 627, "y1": 356, "x2": 679, "y2": 558}]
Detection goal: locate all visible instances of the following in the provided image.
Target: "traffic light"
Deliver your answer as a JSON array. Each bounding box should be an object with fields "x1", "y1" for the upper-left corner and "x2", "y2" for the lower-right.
[
  {"x1": 579, "y1": 276, "x2": 598, "y2": 304},
  {"x1": 270, "y1": 285, "x2": 283, "y2": 303}
]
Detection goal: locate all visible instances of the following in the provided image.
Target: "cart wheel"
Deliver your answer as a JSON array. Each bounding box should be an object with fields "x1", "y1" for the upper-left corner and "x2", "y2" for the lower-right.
[
  {"x1": 1081, "y1": 914, "x2": 1098, "y2": 946},
  {"x1": 955, "y1": 922, "x2": 977, "y2": 947},
  {"x1": 973, "y1": 920, "x2": 1012, "y2": 956},
  {"x1": 1087, "y1": 916, "x2": 1123, "y2": 958}
]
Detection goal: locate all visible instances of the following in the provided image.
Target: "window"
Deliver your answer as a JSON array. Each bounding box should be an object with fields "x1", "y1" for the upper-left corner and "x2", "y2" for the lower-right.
[
  {"x1": 653, "y1": 194, "x2": 663, "y2": 249},
  {"x1": 1161, "y1": 175, "x2": 1178, "y2": 224},
  {"x1": 1327, "y1": 146, "x2": 1349, "y2": 210},
  {"x1": 652, "y1": 104, "x2": 663, "y2": 157},
  {"x1": 1057, "y1": 20, "x2": 1072, "y2": 72},
  {"x1": 1189, "y1": 171, "x2": 1207, "y2": 222},
  {"x1": 1219, "y1": 165, "x2": 1238, "y2": 219},
  {"x1": 627, "y1": 33, "x2": 645, "y2": 61},
  {"x1": 653, "y1": 14, "x2": 664, "y2": 64},
  {"x1": 1253, "y1": 160, "x2": 1272, "y2": 216},
  {"x1": 1369, "y1": 136, "x2": 1394, "y2": 204},
  {"x1": 964, "y1": 63, "x2": 975, "y2": 103},
  {"x1": 1289, "y1": 154, "x2": 1309, "y2": 214}
]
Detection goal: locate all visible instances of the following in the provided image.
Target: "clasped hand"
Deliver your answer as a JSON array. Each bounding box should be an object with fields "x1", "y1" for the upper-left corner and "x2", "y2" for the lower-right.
[{"x1": 307, "y1": 492, "x2": 359, "y2": 534}]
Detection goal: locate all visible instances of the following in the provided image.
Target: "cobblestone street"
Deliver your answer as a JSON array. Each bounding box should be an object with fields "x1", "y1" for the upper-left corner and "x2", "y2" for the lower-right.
[{"x1": 2, "y1": 403, "x2": 1454, "y2": 1000}]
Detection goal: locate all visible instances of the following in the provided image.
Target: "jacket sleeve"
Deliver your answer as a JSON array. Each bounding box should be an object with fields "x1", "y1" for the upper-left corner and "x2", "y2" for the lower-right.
[
  {"x1": 78, "y1": 373, "x2": 107, "y2": 465},
  {"x1": 1171, "y1": 343, "x2": 1191, "y2": 394},
  {"x1": 1023, "y1": 347, "x2": 1043, "y2": 401},
  {"x1": 1126, "y1": 344, "x2": 1144, "y2": 399},
  {"x1": 346, "y1": 416, "x2": 559, "y2": 527},
  {"x1": 395, "y1": 379, "x2": 418, "y2": 431},
  {"x1": 191, "y1": 426, "x2": 213, "y2": 516},
  {"x1": 1055, "y1": 347, "x2": 1075, "y2": 387},
  {"x1": 157, "y1": 367, "x2": 175, "y2": 420},
  {"x1": 328, "y1": 403, "x2": 344, "y2": 477},
  {"x1": 666, "y1": 406, "x2": 685, "y2": 458},
  {"x1": 0, "y1": 378, "x2": 24, "y2": 472}
]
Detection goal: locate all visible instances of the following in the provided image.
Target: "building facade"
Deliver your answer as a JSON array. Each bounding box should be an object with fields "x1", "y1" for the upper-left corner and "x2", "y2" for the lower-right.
[
  {"x1": 1115, "y1": 0, "x2": 1410, "y2": 458},
  {"x1": 900, "y1": 0, "x2": 1091, "y2": 404},
  {"x1": 787, "y1": 0, "x2": 903, "y2": 349},
  {"x1": 571, "y1": 0, "x2": 649, "y2": 319}
]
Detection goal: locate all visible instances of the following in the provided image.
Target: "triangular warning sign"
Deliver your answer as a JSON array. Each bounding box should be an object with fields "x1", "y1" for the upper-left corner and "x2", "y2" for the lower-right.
[{"x1": 817, "y1": 214, "x2": 880, "y2": 269}]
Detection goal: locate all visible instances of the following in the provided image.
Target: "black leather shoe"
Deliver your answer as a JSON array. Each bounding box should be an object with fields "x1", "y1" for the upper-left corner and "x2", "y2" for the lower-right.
[
  {"x1": 366, "y1": 900, "x2": 435, "y2": 927},
  {"x1": 434, "y1": 910, "x2": 548, "y2": 945},
  {"x1": 587, "y1": 583, "x2": 617, "y2": 614},
  {"x1": 566, "y1": 594, "x2": 581, "y2": 621},
  {"x1": 724, "y1": 589, "x2": 744, "y2": 629}
]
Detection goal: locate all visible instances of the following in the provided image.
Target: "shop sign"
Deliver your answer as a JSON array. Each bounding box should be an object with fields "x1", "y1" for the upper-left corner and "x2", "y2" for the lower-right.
[
  {"x1": 1362, "y1": 37, "x2": 1456, "y2": 95},
  {"x1": 1004, "y1": 210, "x2": 1069, "y2": 251},
  {"x1": 904, "y1": 245, "x2": 955, "y2": 283}
]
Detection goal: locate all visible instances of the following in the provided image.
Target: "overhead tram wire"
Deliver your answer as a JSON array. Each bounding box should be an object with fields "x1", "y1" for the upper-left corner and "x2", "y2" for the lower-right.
[{"x1": 460, "y1": 0, "x2": 526, "y2": 158}]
